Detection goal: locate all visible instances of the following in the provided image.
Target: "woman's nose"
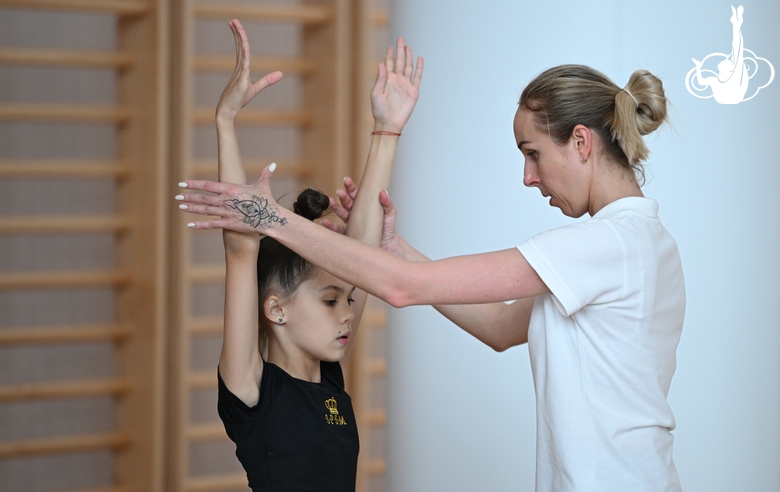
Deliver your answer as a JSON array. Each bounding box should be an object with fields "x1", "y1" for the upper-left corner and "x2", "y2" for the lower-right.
[{"x1": 523, "y1": 163, "x2": 539, "y2": 187}]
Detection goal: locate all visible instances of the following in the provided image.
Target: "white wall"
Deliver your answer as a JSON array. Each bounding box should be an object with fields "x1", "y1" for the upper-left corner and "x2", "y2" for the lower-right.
[{"x1": 385, "y1": 1, "x2": 780, "y2": 490}]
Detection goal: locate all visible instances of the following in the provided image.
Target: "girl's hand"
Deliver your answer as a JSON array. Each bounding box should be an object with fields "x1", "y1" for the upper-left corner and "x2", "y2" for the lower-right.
[
  {"x1": 370, "y1": 38, "x2": 424, "y2": 133},
  {"x1": 322, "y1": 178, "x2": 405, "y2": 258},
  {"x1": 216, "y1": 19, "x2": 283, "y2": 122},
  {"x1": 178, "y1": 164, "x2": 286, "y2": 233}
]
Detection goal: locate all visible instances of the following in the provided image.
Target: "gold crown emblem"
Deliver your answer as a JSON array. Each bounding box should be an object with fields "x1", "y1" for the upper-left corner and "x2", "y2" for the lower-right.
[{"x1": 324, "y1": 397, "x2": 339, "y2": 415}]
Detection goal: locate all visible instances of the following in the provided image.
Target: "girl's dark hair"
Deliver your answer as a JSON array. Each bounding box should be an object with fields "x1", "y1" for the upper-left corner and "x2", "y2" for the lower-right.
[
  {"x1": 257, "y1": 188, "x2": 330, "y2": 328},
  {"x1": 519, "y1": 64, "x2": 667, "y2": 185}
]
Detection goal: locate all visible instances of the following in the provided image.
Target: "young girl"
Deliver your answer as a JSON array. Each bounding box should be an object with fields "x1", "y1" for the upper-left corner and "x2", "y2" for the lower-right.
[{"x1": 185, "y1": 19, "x2": 423, "y2": 491}]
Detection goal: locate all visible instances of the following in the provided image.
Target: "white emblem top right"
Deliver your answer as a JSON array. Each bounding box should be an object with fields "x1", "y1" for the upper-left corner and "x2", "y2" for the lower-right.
[{"x1": 685, "y1": 5, "x2": 774, "y2": 104}]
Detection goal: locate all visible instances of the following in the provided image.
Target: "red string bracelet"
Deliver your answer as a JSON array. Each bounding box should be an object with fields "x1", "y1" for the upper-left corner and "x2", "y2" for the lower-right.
[{"x1": 371, "y1": 130, "x2": 401, "y2": 137}]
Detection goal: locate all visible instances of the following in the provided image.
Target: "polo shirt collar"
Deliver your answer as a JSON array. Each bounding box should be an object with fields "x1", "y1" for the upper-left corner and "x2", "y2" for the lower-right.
[{"x1": 593, "y1": 196, "x2": 659, "y2": 219}]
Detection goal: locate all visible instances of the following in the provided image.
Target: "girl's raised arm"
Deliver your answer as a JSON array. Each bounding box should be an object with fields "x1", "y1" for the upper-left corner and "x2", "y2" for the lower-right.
[
  {"x1": 340, "y1": 37, "x2": 423, "y2": 356},
  {"x1": 210, "y1": 19, "x2": 281, "y2": 406}
]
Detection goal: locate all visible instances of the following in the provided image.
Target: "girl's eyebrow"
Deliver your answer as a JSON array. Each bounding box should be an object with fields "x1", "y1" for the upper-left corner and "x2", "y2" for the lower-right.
[{"x1": 319, "y1": 285, "x2": 357, "y2": 295}]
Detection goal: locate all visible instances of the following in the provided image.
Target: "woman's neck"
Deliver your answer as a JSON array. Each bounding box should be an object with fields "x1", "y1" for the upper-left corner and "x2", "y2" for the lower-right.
[{"x1": 588, "y1": 159, "x2": 644, "y2": 216}]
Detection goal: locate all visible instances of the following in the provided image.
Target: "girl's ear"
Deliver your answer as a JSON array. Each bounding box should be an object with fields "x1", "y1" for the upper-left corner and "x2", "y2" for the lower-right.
[{"x1": 264, "y1": 295, "x2": 286, "y2": 325}]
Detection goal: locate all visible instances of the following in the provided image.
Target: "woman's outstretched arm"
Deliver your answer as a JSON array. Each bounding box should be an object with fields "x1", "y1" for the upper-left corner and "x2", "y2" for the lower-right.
[
  {"x1": 179, "y1": 168, "x2": 549, "y2": 312},
  {"x1": 327, "y1": 182, "x2": 533, "y2": 351}
]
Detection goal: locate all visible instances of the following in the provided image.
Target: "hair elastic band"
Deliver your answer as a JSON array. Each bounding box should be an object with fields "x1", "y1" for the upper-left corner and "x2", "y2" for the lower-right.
[
  {"x1": 622, "y1": 87, "x2": 639, "y2": 106},
  {"x1": 371, "y1": 131, "x2": 401, "y2": 137}
]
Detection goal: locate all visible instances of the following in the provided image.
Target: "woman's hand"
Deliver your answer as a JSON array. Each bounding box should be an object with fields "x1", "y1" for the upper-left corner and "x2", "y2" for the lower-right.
[
  {"x1": 216, "y1": 19, "x2": 283, "y2": 123},
  {"x1": 371, "y1": 38, "x2": 424, "y2": 133},
  {"x1": 178, "y1": 164, "x2": 286, "y2": 234},
  {"x1": 322, "y1": 178, "x2": 406, "y2": 258}
]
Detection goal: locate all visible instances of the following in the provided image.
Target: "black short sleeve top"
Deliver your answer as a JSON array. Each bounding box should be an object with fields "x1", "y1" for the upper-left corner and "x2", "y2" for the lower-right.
[{"x1": 217, "y1": 361, "x2": 359, "y2": 491}]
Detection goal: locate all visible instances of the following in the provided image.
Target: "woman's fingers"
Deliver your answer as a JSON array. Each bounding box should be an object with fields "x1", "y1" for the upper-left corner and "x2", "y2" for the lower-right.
[{"x1": 343, "y1": 176, "x2": 358, "y2": 201}]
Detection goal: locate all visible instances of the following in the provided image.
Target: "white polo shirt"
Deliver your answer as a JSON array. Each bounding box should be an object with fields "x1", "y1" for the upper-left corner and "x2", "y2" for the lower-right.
[{"x1": 517, "y1": 197, "x2": 685, "y2": 492}]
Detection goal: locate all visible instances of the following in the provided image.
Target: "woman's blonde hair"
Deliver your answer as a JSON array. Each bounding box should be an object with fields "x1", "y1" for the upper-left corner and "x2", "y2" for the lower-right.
[{"x1": 519, "y1": 65, "x2": 667, "y2": 184}]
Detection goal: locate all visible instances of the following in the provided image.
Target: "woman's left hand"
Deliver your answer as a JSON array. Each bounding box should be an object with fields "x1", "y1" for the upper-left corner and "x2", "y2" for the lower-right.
[
  {"x1": 371, "y1": 38, "x2": 424, "y2": 133},
  {"x1": 177, "y1": 164, "x2": 287, "y2": 234}
]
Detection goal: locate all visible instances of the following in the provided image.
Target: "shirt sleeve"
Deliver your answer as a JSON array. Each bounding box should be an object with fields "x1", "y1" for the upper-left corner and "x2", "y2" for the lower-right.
[
  {"x1": 517, "y1": 220, "x2": 628, "y2": 317},
  {"x1": 217, "y1": 368, "x2": 259, "y2": 427}
]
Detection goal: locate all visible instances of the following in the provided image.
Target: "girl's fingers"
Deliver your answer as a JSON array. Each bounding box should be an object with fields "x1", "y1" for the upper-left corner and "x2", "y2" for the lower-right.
[
  {"x1": 336, "y1": 188, "x2": 354, "y2": 211},
  {"x1": 394, "y1": 37, "x2": 405, "y2": 74},
  {"x1": 253, "y1": 71, "x2": 283, "y2": 93},
  {"x1": 412, "y1": 56, "x2": 424, "y2": 88},
  {"x1": 384, "y1": 46, "x2": 394, "y2": 74},
  {"x1": 403, "y1": 45, "x2": 413, "y2": 79},
  {"x1": 371, "y1": 62, "x2": 387, "y2": 97}
]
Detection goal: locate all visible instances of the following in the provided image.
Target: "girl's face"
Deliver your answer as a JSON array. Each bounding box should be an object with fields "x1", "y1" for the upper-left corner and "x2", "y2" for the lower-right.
[
  {"x1": 513, "y1": 108, "x2": 591, "y2": 218},
  {"x1": 281, "y1": 268, "x2": 356, "y2": 363}
]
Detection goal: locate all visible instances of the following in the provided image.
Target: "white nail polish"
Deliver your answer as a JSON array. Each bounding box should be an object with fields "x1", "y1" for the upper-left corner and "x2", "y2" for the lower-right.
[
  {"x1": 269, "y1": 162, "x2": 277, "y2": 173},
  {"x1": 179, "y1": 204, "x2": 188, "y2": 210},
  {"x1": 178, "y1": 182, "x2": 188, "y2": 188},
  {"x1": 187, "y1": 222, "x2": 196, "y2": 228},
  {"x1": 175, "y1": 195, "x2": 184, "y2": 201}
]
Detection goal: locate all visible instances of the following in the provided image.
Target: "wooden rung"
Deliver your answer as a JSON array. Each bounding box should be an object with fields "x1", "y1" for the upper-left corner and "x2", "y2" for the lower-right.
[
  {"x1": 185, "y1": 473, "x2": 247, "y2": 492},
  {"x1": 0, "y1": 104, "x2": 132, "y2": 124},
  {"x1": 372, "y1": 10, "x2": 389, "y2": 26},
  {"x1": 364, "y1": 458, "x2": 386, "y2": 476},
  {"x1": 0, "y1": 270, "x2": 132, "y2": 291},
  {"x1": 191, "y1": 158, "x2": 310, "y2": 180},
  {"x1": 0, "y1": 215, "x2": 131, "y2": 234},
  {"x1": 0, "y1": 323, "x2": 132, "y2": 346},
  {"x1": 0, "y1": 0, "x2": 149, "y2": 15},
  {"x1": 194, "y1": 2, "x2": 331, "y2": 25},
  {"x1": 192, "y1": 108, "x2": 312, "y2": 127},
  {"x1": 0, "y1": 160, "x2": 131, "y2": 179},
  {"x1": 188, "y1": 371, "x2": 216, "y2": 390},
  {"x1": 187, "y1": 422, "x2": 227, "y2": 442},
  {"x1": 194, "y1": 55, "x2": 316, "y2": 75},
  {"x1": 190, "y1": 265, "x2": 225, "y2": 284},
  {"x1": 365, "y1": 359, "x2": 386, "y2": 377},
  {"x1": 362, "y1": 409, "x2": 386, "y2": 427},
  {"x1": 189, "y1": 317, "x2": 222, "y2": 337},
  {"x1": 0, "y1": 48, "x2": 134, "y2": 70},
  {"x1": 0, "y1": 432, "x2": 130, "y2": 459},
  {"x1": 0, "y1": 378, "x2": 130, "y2": 403},
  {"x1": 53, "y1": 487, "x2": 129, "y2": 492}
]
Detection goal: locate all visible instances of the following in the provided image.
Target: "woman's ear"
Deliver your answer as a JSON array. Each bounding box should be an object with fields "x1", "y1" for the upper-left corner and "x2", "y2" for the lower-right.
[
  {"x1": 264, "y1": 295, "x2": 286, "y2": 325},
  {"x1": 571, "y1": 124, "x2": 592, "y2": 162}
]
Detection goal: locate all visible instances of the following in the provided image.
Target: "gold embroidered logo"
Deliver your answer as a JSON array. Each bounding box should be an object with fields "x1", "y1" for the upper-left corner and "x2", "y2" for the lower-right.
[{"x1": 324, "y1": 397, "x2": 347, "y2": 425}]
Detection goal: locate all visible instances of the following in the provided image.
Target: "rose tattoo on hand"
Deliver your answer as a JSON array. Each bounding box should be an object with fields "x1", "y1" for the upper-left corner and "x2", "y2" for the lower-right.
[{"x1": 224, "y1": 194, "x2": 287, "y2": 229}]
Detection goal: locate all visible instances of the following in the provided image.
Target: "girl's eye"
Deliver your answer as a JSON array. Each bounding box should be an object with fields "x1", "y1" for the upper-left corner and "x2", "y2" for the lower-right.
[
  {"x1": 347, "y1": 298, "x2": 355, "y2": 305},
  {"x1": 324, "y1": 300, "x2": 337, "y2": 307}
]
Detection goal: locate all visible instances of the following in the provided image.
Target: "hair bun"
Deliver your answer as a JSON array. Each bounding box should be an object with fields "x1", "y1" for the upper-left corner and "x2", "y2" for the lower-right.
[
  {"x1": 610, "y1": 69, "x2": 668, "y2": 165},
  {"x1": 293, "y1": 188, "x2": 329, "y2": 221}
]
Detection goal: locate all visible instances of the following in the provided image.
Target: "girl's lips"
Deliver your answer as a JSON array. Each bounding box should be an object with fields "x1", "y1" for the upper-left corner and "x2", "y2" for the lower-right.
[{"x1": 337, "y1": 331, "x2": 351, "y2": 346}]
